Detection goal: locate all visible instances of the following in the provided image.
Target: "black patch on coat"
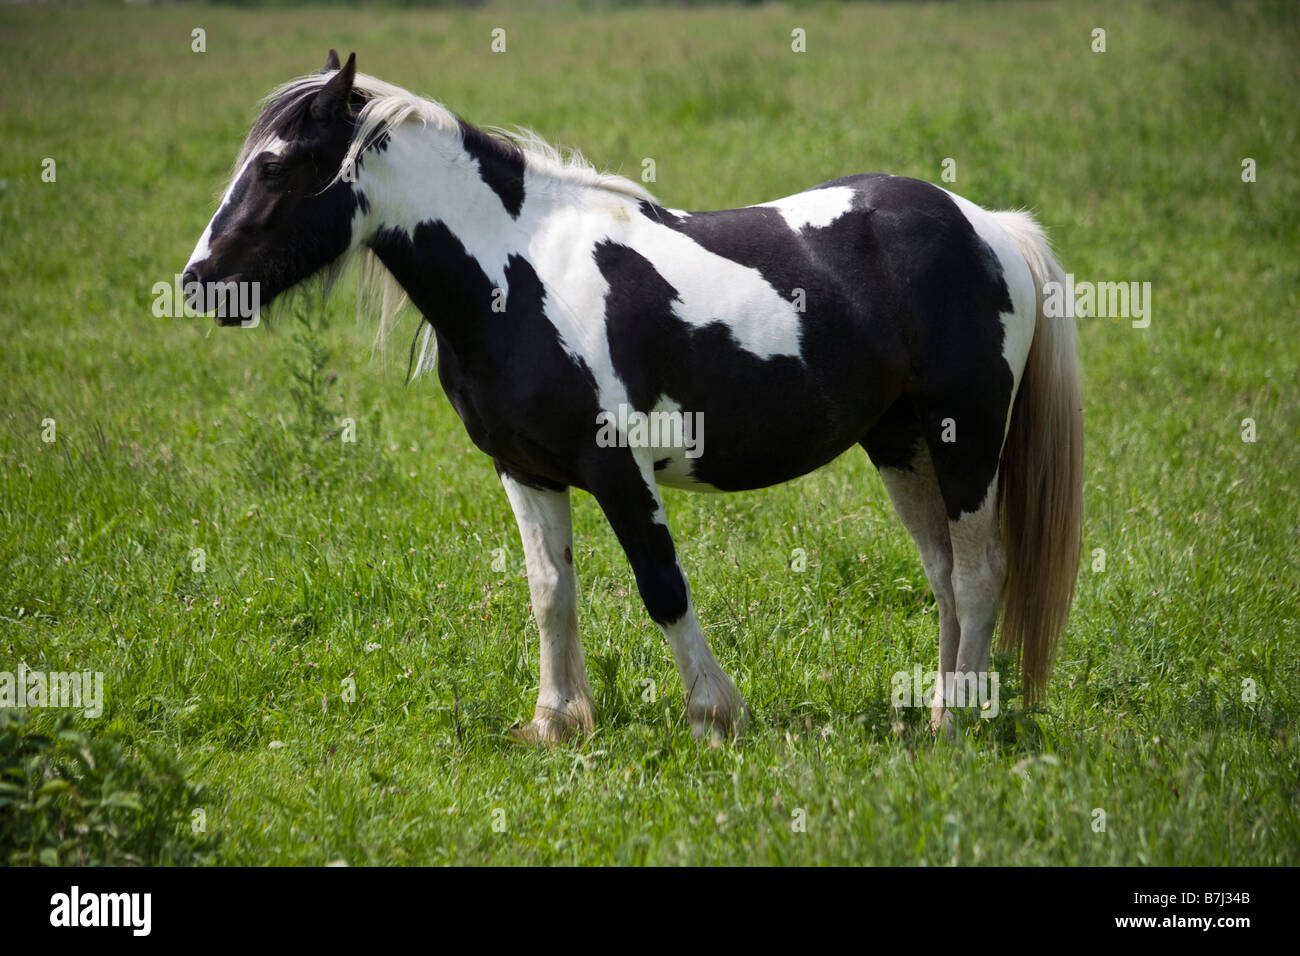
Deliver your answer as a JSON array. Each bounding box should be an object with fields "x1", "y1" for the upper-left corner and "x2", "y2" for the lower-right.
[
  {"x1": 860, "y1": 397, "x2": 924, "y2": 473},
  {"x1": 585, "y1": 454, "x2": 690, "y2": 625},
  {"x1": 493, "y1": 458, "x2": 566, "y2": 493},
  {"x1": 458, "y1": 119, "x2": 526, "y2": 218},
  {"x1": 849, "y1": 175, "x2": 1015, "y2": 518}
]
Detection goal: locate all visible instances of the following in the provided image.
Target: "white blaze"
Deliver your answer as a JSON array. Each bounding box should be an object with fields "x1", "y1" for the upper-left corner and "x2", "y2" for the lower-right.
[{"x1": 185, "y1": 136, "x2": 291, "y2": 273}]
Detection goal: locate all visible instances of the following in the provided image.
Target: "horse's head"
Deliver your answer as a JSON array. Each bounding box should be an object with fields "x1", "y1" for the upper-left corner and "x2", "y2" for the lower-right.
[{"x1": 183, "y1": 51, "x2": 367, "y2": 324}]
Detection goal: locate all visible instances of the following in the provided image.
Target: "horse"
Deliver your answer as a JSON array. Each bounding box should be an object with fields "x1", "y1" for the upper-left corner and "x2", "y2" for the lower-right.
[{"x1": 182, "y1": 51, "x2": 1083, "y2": 743}]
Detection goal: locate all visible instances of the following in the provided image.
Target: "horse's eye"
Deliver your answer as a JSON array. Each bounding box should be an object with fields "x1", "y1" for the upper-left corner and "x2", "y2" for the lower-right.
[{"x1": 263, "y1": 161, "x2": 283, "y2": 179}]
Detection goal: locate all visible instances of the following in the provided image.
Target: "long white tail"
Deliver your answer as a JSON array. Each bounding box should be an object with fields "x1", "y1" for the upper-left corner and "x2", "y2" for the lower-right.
[{"x1": 990, "y1": 210, "x2": 1084, "y2": 704}]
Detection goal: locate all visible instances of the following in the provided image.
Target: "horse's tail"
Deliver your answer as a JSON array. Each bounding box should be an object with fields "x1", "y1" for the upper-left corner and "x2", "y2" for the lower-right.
[{"x1": 990, "y1": 210, "x2": 1083, "y2": 705}]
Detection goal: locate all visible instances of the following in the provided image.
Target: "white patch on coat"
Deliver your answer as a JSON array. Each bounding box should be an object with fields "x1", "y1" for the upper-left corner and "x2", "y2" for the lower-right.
[
  {"x1": 753, "y1": 185, "x2": 856, "y2": 231},
  {"x1": 619, "y1": 216, "x2": 804, "y2": 360},
  {"x1": 642, "y1": 395, "x2": 720, "y2": 491}
]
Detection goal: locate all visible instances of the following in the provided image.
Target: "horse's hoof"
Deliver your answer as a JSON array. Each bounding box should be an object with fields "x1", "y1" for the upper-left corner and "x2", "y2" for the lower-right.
[
  {"x1": 689, "y1": 687, "x2": 749, "y2": 744},
  {"x1": 510, "y1": 698, "x2": 595, "y2": 745},
  {"x1": 930, "y1": 706, "x2": 957, "y2": 740},
  {"x1": 690, "y1": 718, "x2": 725, "y2": 747},
  {"x1": 509, "y1": 717, "x2": 580, "y2": 745}
]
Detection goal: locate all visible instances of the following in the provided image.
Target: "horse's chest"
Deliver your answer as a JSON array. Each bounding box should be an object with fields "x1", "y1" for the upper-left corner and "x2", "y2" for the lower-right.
[{"x1": 435, "y1": 339, "x2": 601, "y2": 483}]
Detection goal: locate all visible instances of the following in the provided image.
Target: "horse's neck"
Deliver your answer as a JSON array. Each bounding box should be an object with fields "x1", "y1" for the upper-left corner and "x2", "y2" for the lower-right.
[{"x1": 361, "y1": 124, "x2": 574, "y2": 355}]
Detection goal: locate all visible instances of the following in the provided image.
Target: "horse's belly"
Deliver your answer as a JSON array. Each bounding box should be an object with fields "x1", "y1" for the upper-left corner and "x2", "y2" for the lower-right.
[{"x1": 649, "y1": 415, "x2": 867, "y2": 493}]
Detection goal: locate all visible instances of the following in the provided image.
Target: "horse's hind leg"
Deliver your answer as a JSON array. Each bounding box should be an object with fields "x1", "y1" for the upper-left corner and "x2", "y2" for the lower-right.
[
  {"x1": 499, "y1": 470, "x2": 596, "y2": 743},
  {"x1": 918, "y1": 396, "x2": 1010, "y2": 724},
  {"x1": 585, "y1": 451, "x2": 747, "y2": 743},
  {"x1": 947, "y1": 489, "x2": 1004, "y2": 683},
  {"x1": 863, "y1": 404, "x2": 958, "y2": 730}
]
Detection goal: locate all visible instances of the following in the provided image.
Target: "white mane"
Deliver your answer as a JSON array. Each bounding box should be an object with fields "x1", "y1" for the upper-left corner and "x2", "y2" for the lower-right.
[{"x1": 239, "y1": 71, "x2": 654, "y2": 202}]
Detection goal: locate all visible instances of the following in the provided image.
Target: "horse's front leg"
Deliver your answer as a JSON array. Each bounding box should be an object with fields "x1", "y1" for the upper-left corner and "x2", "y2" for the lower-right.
[
  {"x1": 587, "y1": 454, "x2": 748, "y2": 743},
  {"x1": 499, "y1": 469, "x2": 595, "y2": 744}
]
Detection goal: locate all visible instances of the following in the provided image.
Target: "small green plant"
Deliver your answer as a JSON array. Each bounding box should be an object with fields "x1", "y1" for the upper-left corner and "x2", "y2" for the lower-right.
[
  {"x1": 286, "y1": 298, "x2": 338, "y2": 456},
  {"x1": 0, "y1": 709, "x2": 217, "y2": 866},
  {"x1": 241, "y1": 298, "x2": 348, "y2": 488}
]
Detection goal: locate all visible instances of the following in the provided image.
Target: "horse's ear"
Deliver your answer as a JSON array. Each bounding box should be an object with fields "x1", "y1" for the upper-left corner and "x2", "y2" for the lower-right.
[
  {"x1": 321, "y1": 49, "x2": 341, "y2": 74},
  {"x1": 311, "y1": 52, "x2": 356, "y2": 122}
]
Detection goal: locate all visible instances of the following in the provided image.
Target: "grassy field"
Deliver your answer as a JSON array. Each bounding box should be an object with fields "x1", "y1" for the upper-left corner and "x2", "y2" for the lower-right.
[{"x1": 1, "y1": 0, "x2": 1297, "y2": 866}]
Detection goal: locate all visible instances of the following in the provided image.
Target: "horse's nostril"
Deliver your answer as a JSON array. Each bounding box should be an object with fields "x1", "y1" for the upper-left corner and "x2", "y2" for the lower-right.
[{"x1": 182, "y1": 270, "x2": 199, "y2": 289}]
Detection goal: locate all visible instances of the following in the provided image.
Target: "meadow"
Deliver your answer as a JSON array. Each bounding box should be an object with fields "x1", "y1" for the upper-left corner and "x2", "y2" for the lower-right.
[{"x1": 1, "y1": 0, "x2": 1297, "y2": 865}]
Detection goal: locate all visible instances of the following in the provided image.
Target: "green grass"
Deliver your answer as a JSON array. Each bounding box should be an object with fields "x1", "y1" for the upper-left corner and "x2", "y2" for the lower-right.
[{"x1": 1, "y1": 0, "x2": 1298, "y2": 865}]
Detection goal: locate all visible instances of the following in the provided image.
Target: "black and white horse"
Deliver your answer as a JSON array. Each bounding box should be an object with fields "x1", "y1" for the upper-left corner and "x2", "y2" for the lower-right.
[{"x1": 183, "y1": 52, "x2": 1083, "y2": 742}]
